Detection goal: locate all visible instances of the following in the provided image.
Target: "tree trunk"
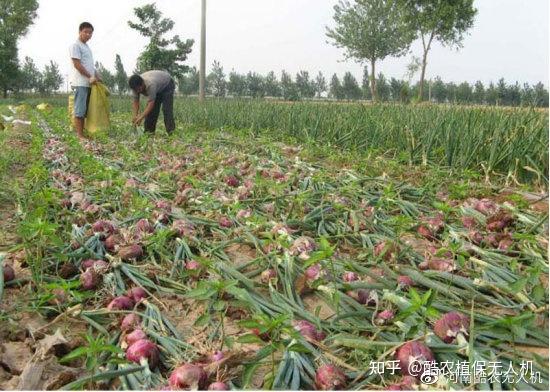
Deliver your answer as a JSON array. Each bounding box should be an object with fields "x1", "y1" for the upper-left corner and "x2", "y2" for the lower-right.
[
  {"x1": 3, "y1": 89, "x2": 7, "y2": 99},
  {"x1": 418, "y1": 32, "x2": 434, "y2": 102},
  {"x1": 370, "y1": 59, "x2": 377, "y2": 102},
  {"x1": 418, "y1": 49, "x2": 428, "y2": 101}
]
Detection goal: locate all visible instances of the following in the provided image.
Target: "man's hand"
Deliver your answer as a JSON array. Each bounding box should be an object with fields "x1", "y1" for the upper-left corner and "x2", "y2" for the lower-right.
[
  {"x1": 89, "y1": 76, "x2": 97, "y2": 84},
  {"x1": 132, "y1": 115, "x2": 144, "y2": 126}
]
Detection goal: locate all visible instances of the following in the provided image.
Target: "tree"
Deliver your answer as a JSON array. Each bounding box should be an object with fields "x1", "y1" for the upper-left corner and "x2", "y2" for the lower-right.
[
  {"x1": 264, "y1": 71, "x2": 281, "y2": 97},
  {"x1": 114, "y1": 54, "x2": 128, "y2": 94},
  {"x1": 280, "y1": 70, "x2": 298, "y2": 101},
  {"x1": 0, "y1": 0, "x2": 39, "y2": 97},
  {"x1": 207, "y1": 60, "x2": 226, "y2": 97},
  {"x1": 361, "y1": 66, "x2": 372, "y2": 100},
  {"x1": 496, "y1": 78, "x2": 507, "y2": 106},
  {"x1": 377, "y1": 73, "x2": 390, "y2": 101},
  {"x1": 532, "y1": 82, "x2": 549, "y2": 107},
  {"x1": 39, "y1": 60, "x2": 63, "y2": 94},
  {"x1": 431, "y1": 76, "x2": 446, "y2": 103},
  {"x1": 485, "y1": 82, "x2": 498, "y2": 106},
  {"x1": 314, "y1": 71, "x2": 327, "y2": 98},
  {"x1": 342, "y1": 72, "x2": 362, "y2": 100},
  {"x1": 295, "y1": 70, "x2": 315, "y2": 98},
  {"x1": 472, "y1": 80, "x2": 485, "y2": 104},
  {"x1": 20, "y1": 56, "x2": 40, "y2": 92},
  {"x1": 401, "y1": 0, "x2": 477, "y2": 101},
  {"x1": 327, "y1": 0, "x2": 414, "y2": 100},
  {"x1": 389, "y1": 77, "x2": 402, "y2": 102},
  {"x1": 446, "y1": 82, "x2": 458, "y2": 104},
  {"x1": 456, "y1": 81, "x2": 472, "y2": 104},
  {"x1": 178, "y1": 67, "x2": 199, "y2": 95},
  {"x1": 128, "y1": 3, "x2": 193, "y2": 79},
  {"x1": 95, "y1": 62, "x2": 116, "y2": 91},
  {"x1": 508, "y1": 82, "x2": 521, "y2": 107},
  {"x1": 329, "y1": 73, "x2": 344, "y2": 100},
  {"x1": 246, "y1": 72, "x2": 264, "y2": 98},
  {"x1": 227, "y1": 71, "x2": 247, "y2": 97}
]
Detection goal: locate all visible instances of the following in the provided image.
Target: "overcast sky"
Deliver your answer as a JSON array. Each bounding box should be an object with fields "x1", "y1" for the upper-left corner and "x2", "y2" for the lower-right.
[{"x1": 18, "y1": 0, "x2": 549, "y2": 89}]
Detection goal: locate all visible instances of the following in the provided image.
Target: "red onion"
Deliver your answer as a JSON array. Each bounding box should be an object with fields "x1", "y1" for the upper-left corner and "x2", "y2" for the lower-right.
[
  {"x1": 169, "y1": 364, "x2": 208, "y2": 390},
  {"x1": 357, "y1": 289, "x2": 376, "y2": 305},
  {"x1": 397, "y1": 275, "x2": 414, "y2": 290},
  {"x1": 461, "y1": 216, "x2": 477, "y2": 229},
  {"x1": 218, "y1": 216, "x2": 233, "y2": 228},
  {"x1": 386, "y1": 384, "x2": 403, "y2": 391},
  {"x1": 293, "y1": 320, "x2": 326, "y2": 341},
  {"x1": 125, "y1": 178, "x2": 139, "y2": 188},
  {"x1": 417, "y1": 225, "x2": 435, "y2": 241},
  {"x1": 260, "y1": 268, "x2": 277, "y2": 283},
  {"x1": 375, "y1": 310, "x2": 395, "y2": 325},
  {"x1": 3, "y1": 264, "x2": 15, "y2": 282},
  {"x1": 433, "y1": 311, "x2": 469, "y2": 343},
  {"x1": 155, "y1": 200, "x2": 172, "y2": 212},
  {"x1": 305, "y1": 264, "x2": 322, "y2": 281},
  {"x1": 418, "y1": 258, "x2": 455, "y2": 272},
  {"x1": 210, "y1": 351, "x2": 225, "y2": 362},
  {"x1": 498, "y1": 237, "x2": 514, "y2": 252},
  {"x1": 127, "y1": 287, "x2": 148, "y2": 303},
  {"x1": 468, "y1": 230, "x2": 483, "y2": 245},
  {"x1": 126, "y1": 328, "x2": 147, "y2": 346},
  {"x1": 395, "y1": 341, "x2": 434, "y2": 377},
  {"x1": 225, "y1": 175, "x2": 240, "y2": 188},
  {"x1": 50, "y1": 288, "x2": 68, "y2": 305},
  {"x1": 118, "y1": 244, "x2": 143, "y2": 260},
  {"x1": 236, "y1": 208, "x2": 252, "y2": 219},
  {"x1": 474, "y1": 198, "x2": 497, "y2": 215},
  {"x1": 121, "y1": 314, "x2": 141, "y2": 332},
  {"x1": 374, "y1": 241, "x2": 399, "y2": 261},
  {"x1": 486, "y1": 212, "x2": 514, "y2": 232},
  {"x1": 484, "y1": 233, "x2": 500, "y2": 248},
  {"x1": 342, "y1": 271, "x2": 358, "y2": 282},
  {"x1": 185, "y1": 260, "x2": 201, "y2": 271},
  {"x1": 315, "y1": 364, "x2": 347, "y2": 390},
  {"x1": 92, "y1": 220, "x2": 116, "y2": 235},
  {"x1": 104, "y1": 234, "x2": 121, "y2": 251},
  {"x1": 107, "y1": 296, "x2": 135, "y2": 311},
  {"x1": 126, "y1": 339, "x2": 159, "y2": 369},
  {"x1": 80, "y1": 268, "x2": 100, "y2": 290},
  {"x1": 208, "y1": 382, "x2": 229, "y2": 390},
  {"x1": 172, "y1": 219, "x2": 196, "y2": 237},
  {"x1": 81, "y1": 259, "x2": 97, "y2": 270},
  {"x1": 135, "y1": 218, "x2": 154, "y2": 234},
  {"x1": 289, "y1": 236, "x2": 316, "y2": 258},
  {"x1": 425, "y1": 214, "x2": 445, "y2": 233}
]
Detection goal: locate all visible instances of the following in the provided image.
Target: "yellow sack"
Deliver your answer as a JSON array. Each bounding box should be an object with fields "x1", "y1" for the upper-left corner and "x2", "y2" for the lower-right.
[
  {"x1": 86, "y1": 83, "x2": 110, "y2": 133},
  {"x1": 36, "y1": 103, "x2": 52, "y2": 111},
  {"x1": 68, "y1": 83, "x2": 110, "y2": 133}
]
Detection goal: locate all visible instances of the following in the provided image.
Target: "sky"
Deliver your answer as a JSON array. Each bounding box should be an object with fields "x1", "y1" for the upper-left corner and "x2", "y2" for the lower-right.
[{"x1": 18, "y1": 0, "x2": 549, "y2": 90}]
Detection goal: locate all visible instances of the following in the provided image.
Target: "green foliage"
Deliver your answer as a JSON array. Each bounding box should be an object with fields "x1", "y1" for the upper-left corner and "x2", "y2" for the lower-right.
[
  {"x1": 114, "y1": 54, "x2": 128, "y2": 94},
  {"x1": 0, "y1": 0, "x2": 39, "y2": 96},
  {"x1": 178, "y1": 66, "x2": 199, "y2": 96},
  {"x1": 38, "y1": 60, "x2": 63, "y2": 94},
  {"x1": 341, "y1": 71, "x2": 362, "y2": 100},
  {"x1": 400, "y1": 0, "x2": 477, "y2": 100},
  {"x1": 207, "y1": 60, "x2": 226, "y2": 97},
  {"x1": 128, "y1": 3, "x2": 193, "y2": 79},
  {"x1": 326, "y1": 0, "x2": 414, "y2": 100}
]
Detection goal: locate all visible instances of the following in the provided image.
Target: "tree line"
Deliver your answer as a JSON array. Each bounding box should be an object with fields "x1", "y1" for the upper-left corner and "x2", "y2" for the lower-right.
[{"x1": 174, "y1": 62, "x2": 548, "y2": 108}]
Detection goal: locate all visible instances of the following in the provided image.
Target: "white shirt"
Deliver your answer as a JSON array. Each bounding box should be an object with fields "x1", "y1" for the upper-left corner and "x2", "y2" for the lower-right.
[{"x1": 69, "y1": 39, "x2": 95, "y2": 87}]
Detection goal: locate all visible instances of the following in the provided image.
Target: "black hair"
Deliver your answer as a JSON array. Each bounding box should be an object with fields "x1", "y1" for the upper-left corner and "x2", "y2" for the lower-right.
[
  {"x1": 128, "y1": 74, "x2": 144, "y2": 91},
  {"x1": 79, "y1": 22, "x2": 94, "y2": 32}
]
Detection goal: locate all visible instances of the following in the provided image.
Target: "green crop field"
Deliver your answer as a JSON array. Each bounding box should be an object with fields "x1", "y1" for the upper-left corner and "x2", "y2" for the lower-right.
[{"x1": 0, "y1": 100, "x2": 547, "y2": 390}]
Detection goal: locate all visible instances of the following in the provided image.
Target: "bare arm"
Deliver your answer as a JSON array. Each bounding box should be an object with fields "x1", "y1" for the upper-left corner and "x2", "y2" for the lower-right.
[
  {"x1": 133, "y1": 100, "x2": 155, "y2": 126},
  {"x1": 71, "y1": 58, "x2": 92, "y2": 78},
  {"x1": 132, "y1": 100, "x2": 140, "y2": 118}
]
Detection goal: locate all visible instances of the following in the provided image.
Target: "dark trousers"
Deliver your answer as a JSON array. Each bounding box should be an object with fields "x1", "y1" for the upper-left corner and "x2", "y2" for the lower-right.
[{"x1": 144, "y1": 79, "x2": 175, "y2": 133}]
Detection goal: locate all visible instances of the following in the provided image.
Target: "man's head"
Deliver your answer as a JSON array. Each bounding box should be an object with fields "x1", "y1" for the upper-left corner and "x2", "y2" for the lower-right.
[
  {"x1": 129, "y1": 75, "x2": 145, "y2": 94},
  {"x1": 79, "y1": 22, "x2": 94, "y2": 43}
]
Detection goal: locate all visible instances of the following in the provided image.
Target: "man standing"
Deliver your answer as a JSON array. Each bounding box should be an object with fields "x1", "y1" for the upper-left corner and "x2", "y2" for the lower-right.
[
  {"x1": 70, "y1": 22, "x2": 100, "y2": 139},
  {"x1": 128, "y1": 70, "x2": 176, "y2": 134}
]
